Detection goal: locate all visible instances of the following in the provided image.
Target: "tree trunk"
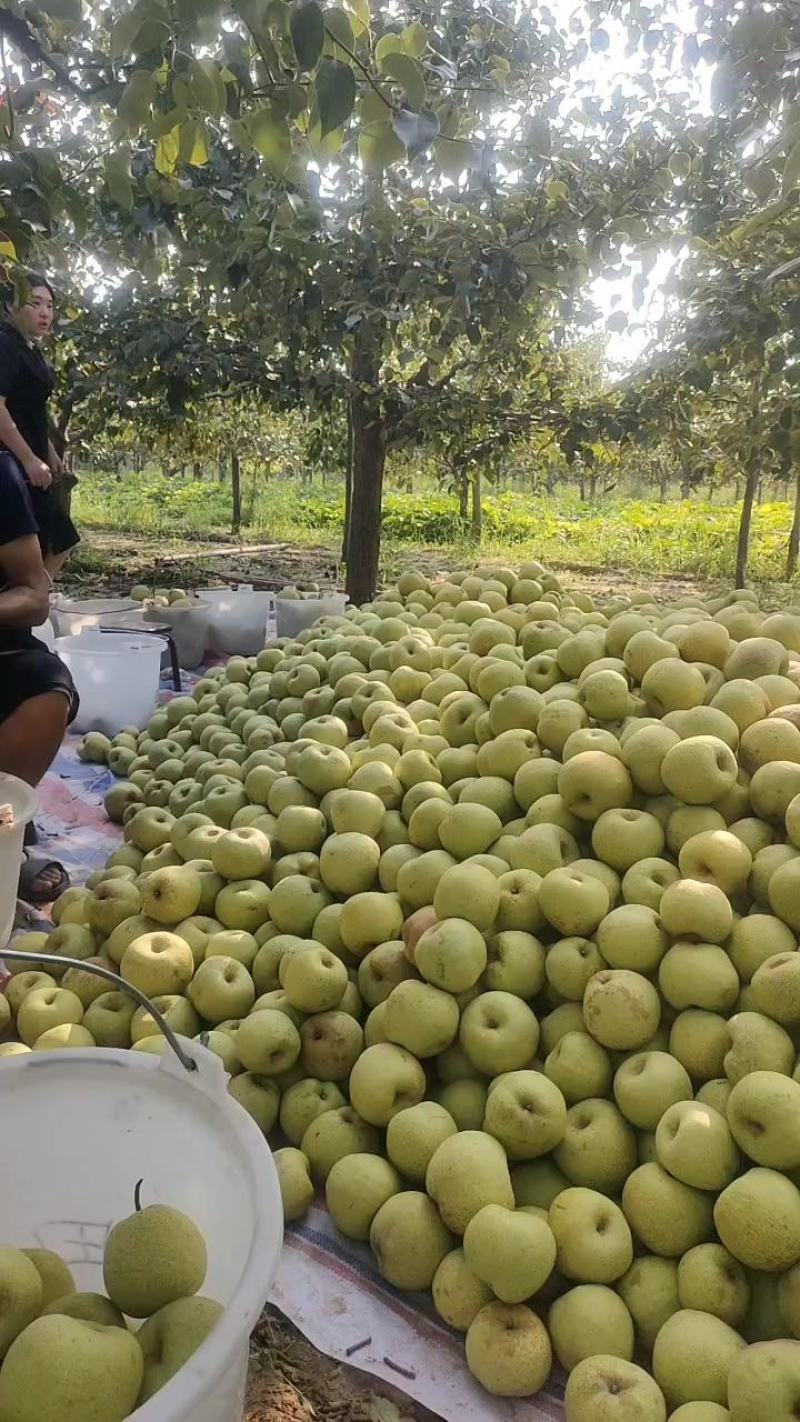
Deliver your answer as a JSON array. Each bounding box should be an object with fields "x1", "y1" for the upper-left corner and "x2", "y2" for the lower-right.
[
  {"x1": 231, "y1": 451, "x2": 242, "y2": 536},
  {"x1": 579, "y1": 471, "x2": 586, "y2": 501},
  {"x1": 735, "y1": 363, "x2": 767, "y2": 589},
  {"x1": 788, "y1": 463, "x2": 800, "y2": 580},
  {"x1": 218, "y1": 453, "x2": 227, "y2": 485},
  {"x1": 193, "y1": 461, "x2": 202, "y2": 481},
  {"x1": 342, "y1": 400, "x2": 353, "y2": 563},
  {"x1": 458, "y1": 473, "x2": 469, "y2": 523},
  {"x1": 471, "y1": 470, "x2": 482, "y2": 542},
  {"x1": 659, "y1": 463, "x2": 668, "y2": 503},
  {"x1": 347, "y1": 342, "x2": 386, "y2": 603}
]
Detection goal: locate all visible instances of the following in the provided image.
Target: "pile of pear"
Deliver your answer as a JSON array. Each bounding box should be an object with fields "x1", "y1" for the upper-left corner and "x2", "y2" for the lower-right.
[
  {"x1": 7, "y1": 560, "x2": 800, "y2": 1418},
  {"x1": 0, "y1": 1200, "x2": 220, "y2": 1422}
]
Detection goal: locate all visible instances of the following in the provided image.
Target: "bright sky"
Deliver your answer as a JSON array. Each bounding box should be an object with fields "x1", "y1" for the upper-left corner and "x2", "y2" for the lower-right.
[{"x1": 546, "y1": 0, "x2": 716, "y2": 368}]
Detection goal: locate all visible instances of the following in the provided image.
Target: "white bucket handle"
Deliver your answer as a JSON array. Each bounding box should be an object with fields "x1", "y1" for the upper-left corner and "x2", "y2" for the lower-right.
[{"x1": 1, "y1": 950, "x2": 198, "y2": 1074}]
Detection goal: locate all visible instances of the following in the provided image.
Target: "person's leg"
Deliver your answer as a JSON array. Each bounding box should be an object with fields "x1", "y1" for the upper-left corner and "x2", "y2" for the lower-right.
[
  {"x1": 0, "y1": 689, "x2": 71, "y2": 787},
  {"x1": 44, "y1": 548, "x2": 70, "y2": 580},
  {"x1": 0, "y1": 648, "x2": 78, "y2": 901}
]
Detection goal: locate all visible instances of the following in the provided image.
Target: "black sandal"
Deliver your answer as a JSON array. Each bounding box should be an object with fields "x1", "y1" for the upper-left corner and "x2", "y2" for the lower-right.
[{"x1": 18, "y1": 853, "x2": 70, "y2": 906}]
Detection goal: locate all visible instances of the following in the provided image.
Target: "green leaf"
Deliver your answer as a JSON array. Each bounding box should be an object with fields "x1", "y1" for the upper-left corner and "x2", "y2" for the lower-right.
[
  {"x1": 358, "y1": 119, "x2": 403, "y2": 172},
  {"x1": 117, "y1": 70, "x2": 156, "y2": 127},
  {"x1": 290, "y1": 0, "x2": 325, "y2": 70},
  {"x1": 155, "y1": 126, "x2": 180, "y2": 175},
  {"x1": 545, "y1": 178, "x2": 568, "y2": 202},
  {"x1": 783, "y1": 139, "x2": 800, "y2": 196},
  {"x1": 359, "y1": 88, "x2": 391, "y2": 122},
  {"x1": 189, "y1": 59, "x2": 227, "y2": 116},
  {"x1": 342, "y1": 0, "x2": 369, "y2": 34},
  {"x1": 746, "y1": 166, "x2": 777, "y2": 202},
  {"x1": 38, "y1": 0, "x2": 82, "y2": 25},
  {"x1": 180, "y1": 118, "x2": 210, "y2": 165},
  {"x1": 434, "y1": 136, "x2": 472, "y2": 178},
  {"x1": 375, "y1": 34, "x2": 404, "y2": 66},
  {"x1": 402, "y1": 22, "x2": 427, "y2": 57},
  {"x1": 315, "y1": 59, "x2": 355, "y2": 137},
  {"x1": 381, "y1": 52, "x2": 426, "y2": 111},
  {"x1": 249, "y1": 108, "x2": 292, "y2": 173},
  {"x1": 668, "y1": 151, "x2": 691, "y2": 179},
  {"x1": 103, "y1": 150, "x2": 134, "y2": 211},
  {"x1": 393, "y1": 106, "x2": 439, "y2": 157},
  {"x1": 110, "y1": 9, "x2": 145, "y2": 61},
  {"x1": 323, "y1": 7, "x2": 354, "y2": 55}
]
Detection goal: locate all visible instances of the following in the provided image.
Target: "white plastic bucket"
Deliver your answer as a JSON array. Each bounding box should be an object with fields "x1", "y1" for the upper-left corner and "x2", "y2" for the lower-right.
[
  {"x1": 0, "y1": 773, "x2": 37, "y2": 948},
  {"x1": 143, "y1": 601, "x2": 210, "y2": 670},
  {"x1": 55, "y1": 631, "x2": 162, "y2": 734},
  {"x1": 50, "y1": 597, "x2": 138, "y2": 639},
  {"x1": 199, "y1": 590, "x2": 274, "y2": 656},
  {"x1": 275, "y1": 593, "x2": 348, "y2": 638},
  {"x1": 0, "y1": 1038, "x2": 282, "y2": 1422}
]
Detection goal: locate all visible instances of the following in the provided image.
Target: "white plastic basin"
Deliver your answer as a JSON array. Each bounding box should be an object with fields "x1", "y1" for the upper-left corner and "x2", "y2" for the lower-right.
[
  {"x1": 50, "y1": 597, "x2": 138, "y2": 639},
  {"x1": 198, "y1": 589, "x2": 274, "y2": 656},
  {"x1": 0, "y1": 1039, "x2": 282, "y2": 1422},
  {"x1": 0, "y1": 773, "x2": 37, "y2": 948},
  {"x1": 55, "y1": 630, "x2": 162, "y2": 734},
  {"x1": 274, "y1": 593, "x2": 347, "y2": 638}
]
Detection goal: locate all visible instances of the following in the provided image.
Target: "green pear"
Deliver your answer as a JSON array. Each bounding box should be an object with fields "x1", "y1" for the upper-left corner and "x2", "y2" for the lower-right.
[
  {"x1": 463, "y1": 1203, "x2": 556, "y2": 1303},
  {"x1": 274, "y1": 1147, "x2": 315, "y2": 1223},
  {"x1": 326, "y1": 1153, "x2": 401, "y2": 1240},
  {"x1": 431, "y1": 1249, "x2": 493, "y2": 1332},
  {"x1": 465, "y1": 1301, "x2": 552, "y2": 1398},
  {"x1": 103, "y1": 1191, "x2": 207, "y2": 1318},
  {"x1": 41, "y1": 1293, "x2": 126, "y2": 1328},
  {"x1": 21, "y1": 1250, "x2": 74, "y2": 1309},
  {"x1": 0, "y1": 1316, "x2": 143, "y2": 1422},
  {"x1": 0, "y1": 1248, "x2": 42, "y2": 1359},
  {"x1": 426, "y1": 1130, "x2": 514, "y2": 1234},
  {"x1": 369, "y1": 1191, "x2": 453, "y2": 1290},
  {"x1": 136, "y1": 1296, "x2": 223, "y2": 1402}
]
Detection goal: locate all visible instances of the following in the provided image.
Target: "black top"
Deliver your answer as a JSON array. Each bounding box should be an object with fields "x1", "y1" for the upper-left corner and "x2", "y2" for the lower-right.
[
  {"x1": 0, "y1": 319, "x2": 54, "y2": 463},
  {"x1": 0, "y1": 452, "x2": 43, "y2": 651}
]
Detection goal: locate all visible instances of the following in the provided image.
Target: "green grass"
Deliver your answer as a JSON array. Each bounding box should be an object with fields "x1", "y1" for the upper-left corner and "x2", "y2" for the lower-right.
[{"x1": 72, "y1": 473, "x2": 799, "y2": 585}]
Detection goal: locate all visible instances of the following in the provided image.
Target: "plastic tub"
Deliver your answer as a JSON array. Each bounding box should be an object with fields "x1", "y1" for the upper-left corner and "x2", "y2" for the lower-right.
[
  {"x1": 50, "y1": 597, "x2": 138, "y2": 639},
  {"x1": 0, "y1": 774, "x2": 37, "y2": 948},
  {"x1": 0, "y1": 1036, "x2": 282, "y2": 1422},
  {"x1": 275, "y1": 593, "x2": 347, "y2": 638},
  {"x1": 55, "y1": 630, "x2": 162, "y2": 734},
  {"x1": 143, "y1": 601, "x2": 210, "y2": 669},
  {"x1": 198, "y1": 589, "x2": 274, "y2": 656}
]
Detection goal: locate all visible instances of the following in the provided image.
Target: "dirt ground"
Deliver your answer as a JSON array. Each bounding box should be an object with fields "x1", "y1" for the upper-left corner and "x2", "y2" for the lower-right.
[
  {"x1": 246, "y1": 1312, "x2": 435, "y2": 1422},
  {"x1": 66, "y1": 526, "x2": 714, "y2": 607}
]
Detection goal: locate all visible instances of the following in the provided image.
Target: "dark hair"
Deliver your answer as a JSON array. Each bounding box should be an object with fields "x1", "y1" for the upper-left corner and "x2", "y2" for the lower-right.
[{"x1": 0, "y1": 271, "x2": 55, "y2": 308}]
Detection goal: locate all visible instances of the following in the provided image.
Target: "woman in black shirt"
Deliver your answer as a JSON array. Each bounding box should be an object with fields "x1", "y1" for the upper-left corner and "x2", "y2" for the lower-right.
[{"x1": 0, "y1": 274, "x2": 79, "y2": 576}]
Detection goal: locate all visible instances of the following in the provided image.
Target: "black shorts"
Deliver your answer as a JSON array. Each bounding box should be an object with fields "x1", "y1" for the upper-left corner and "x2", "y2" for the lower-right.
[
  {"x1": 0, "y1": 639, "x2": 79, "y2": 725},
  {"x1": 28, "y1": 483, "x2": 80, "y2": 559}
]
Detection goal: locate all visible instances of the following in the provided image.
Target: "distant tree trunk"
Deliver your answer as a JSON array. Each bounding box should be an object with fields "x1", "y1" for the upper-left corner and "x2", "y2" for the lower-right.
[
  {"x1": 579, "y1": 471, "x2": 586, "y2": 501},
  {"x1": 735, "y1": 362, "x2": 767, "y2": 589},
  {"x1": 231, "y1": 451, "x2": 242, "y2": 536},
  {"x1": 193, "y1": 461, "x2": 202, "y2": 481},
  {"x1": 458, "y1": 473, "x2": 469, "y2": 522},
  {"x1": 788, "y1": 463, "x2": 800, "y2": 580},
  {"x1": 471, "y1": 471, "x2": 482, "y2": 541},
  {"x1": 218, "y1": 453, "x2": 227, "y2": 485},
  {"x1": 588, "y1": 472, "x2": 597, "y2": 500},
  {"x1": 342, "y1": 401, "x2": 353, "y2": 563}
]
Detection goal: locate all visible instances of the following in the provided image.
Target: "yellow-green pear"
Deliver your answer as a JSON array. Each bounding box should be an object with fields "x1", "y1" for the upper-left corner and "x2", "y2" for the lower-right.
[
  {"x1": 272, "y1": 1142, "x2": 316, "y2": 1222},
  {"x1": 41, "y1": 1293, "x2": 126, "y2": 1328},
  {"x1": 463, "y1": 1203, "x2": 556, "y2": 1303},
  {"x1": 136, "y1": 1296, "x2": 224, "y2": 1403},
  {"x1": 21, "y1": 1250, "x2": 74, "y2": 1310},
  {"x1": 369, "y1": 1191, "x2": 453, "y2": 1290},
  {"x1": 325, "y1": 1153, "x2": 401, "y2": 1240},
  {"x1": 426, "y1": 1131, "x2": 514, "y2": 1234},
  {"x1": 0, "y1": 1317, "x2": 142, "y2": 1421},
  {"x1": 431, "y1": 1249, "x2": 493, "y2": 1332},
  {"x1": 465, "y1": 1302, "x2": 552, "y2": 1398},
  {"x1": 0, "y1": 1248, "x2": 42, "y2": 1359},
  {"x1": 103, "y1": 1190, "x2": 207, "y2": 1318}
]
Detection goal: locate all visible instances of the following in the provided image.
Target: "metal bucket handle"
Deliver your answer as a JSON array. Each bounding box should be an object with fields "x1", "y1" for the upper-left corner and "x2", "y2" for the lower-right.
[{"x1": 1, "y1": 950, "x2": 198, "y2": 1072}]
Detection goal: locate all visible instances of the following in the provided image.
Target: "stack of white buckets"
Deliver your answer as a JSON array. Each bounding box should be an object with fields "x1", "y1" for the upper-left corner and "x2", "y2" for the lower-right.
[{"x1": 0, "y1": 595, "x2": 287, "y2": 1422}]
